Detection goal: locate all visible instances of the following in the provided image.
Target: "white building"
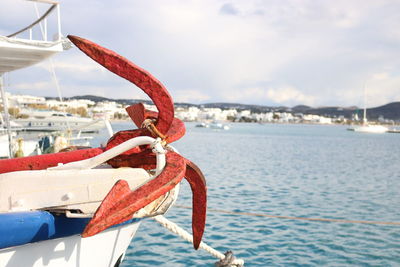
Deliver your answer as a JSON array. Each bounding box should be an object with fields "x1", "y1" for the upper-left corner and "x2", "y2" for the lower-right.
[
  {"x1": 198, "y1": 108, "x2": 228, "y2": 121},
  {"x1": 2, "y1": 93, "x2": 46, "y2": 107},
  {"x1": 237, "y1": 110, "x2": 251, "y2": 119},
  {"x1": 143, "y1": 104, "x2": 157, "y2": 112},
  {"x1": 279, "y1": 112, "x2": 295, "y2": 123},
  {"x1": 46, "y1": 99, "x2": 95, "y2": 109},
  {"x1": 91, "y1": 101, "x2": 126, "y2": 120},
  {"x1": 303, "y1": 114, "x2": 332, "y2": 124},
  {"x1": 175, "y1": 106, "x2": 200, "y2": 121},
  {"x1": 253, "y1": 112, "x2": 274, "y2": 122}
]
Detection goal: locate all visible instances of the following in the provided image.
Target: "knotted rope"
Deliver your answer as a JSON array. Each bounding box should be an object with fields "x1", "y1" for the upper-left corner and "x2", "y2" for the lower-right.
[
  {"x1": 153, "y1": 215, "x2": 244, "y2": 267},
  {"x1": 141, "y1": 119, "x2": 167, "y2": 146}
]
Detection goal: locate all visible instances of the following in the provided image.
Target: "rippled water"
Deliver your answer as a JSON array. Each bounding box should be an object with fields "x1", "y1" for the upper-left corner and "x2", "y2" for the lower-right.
[{"x1": 95, "y1": 122, "x2": 400, "y2": 266}]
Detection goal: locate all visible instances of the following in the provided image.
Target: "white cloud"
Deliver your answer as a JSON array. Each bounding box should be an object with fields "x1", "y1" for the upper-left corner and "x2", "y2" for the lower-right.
[
  {"x1": 173, "y1": 90, "x2": 210, "y2": 103},
  {"x1": 371, "y1": 72, "x2": 389, "y2": 81},
  {"x1": 266, "y1": 87, "x2": 316, "y2": 106},
  {"x1": 13, "y1": 81, "x2": 52, "y2": 92},
  {"x1": 224, "y1": 87, "x2": 266, "y2": 103},
  {"x1": 40, "y1": 59, "x2": 103, "y2": 74},
  {"x1": 365, "y1": 73, "x2": 400, "y2": 107},
  {"x1": 2, "y1": 0, "x2": 400, "y2": 107},
  {"x1": 224, "y1": 86, "x2": 316, "y2": 106}
]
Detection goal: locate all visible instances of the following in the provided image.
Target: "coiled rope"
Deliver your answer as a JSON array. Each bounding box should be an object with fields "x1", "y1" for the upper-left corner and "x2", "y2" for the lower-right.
[
  {"x1": 175, "y1": 205, "x2": 400, "y2": 226},
  {"x1": 153, "y1": 215, "x2": 244, "y2": 267}
]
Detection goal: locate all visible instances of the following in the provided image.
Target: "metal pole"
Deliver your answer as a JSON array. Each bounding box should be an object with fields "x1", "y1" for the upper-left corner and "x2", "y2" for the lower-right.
[
  {"x1": 0, "y1": 74, "x2": 13, "y2": 158},
  {"x1": 44, "y1": 18, "x2": 47, "y2": 41},
  {"x1": 57, "y1": 3, "x2": 61, "y2": 41},
  {"x1": 363, "y1": 82, "x2": 367, "y2": 125}
]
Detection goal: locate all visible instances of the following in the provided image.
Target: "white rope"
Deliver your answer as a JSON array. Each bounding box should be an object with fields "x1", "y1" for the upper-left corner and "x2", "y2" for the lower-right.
[
  {"x1": 48, "y1": 136, "x2": 165, "y2": 171},
  {"x1": 153, "y1": 215, "x2": 244, "y2": 267}
]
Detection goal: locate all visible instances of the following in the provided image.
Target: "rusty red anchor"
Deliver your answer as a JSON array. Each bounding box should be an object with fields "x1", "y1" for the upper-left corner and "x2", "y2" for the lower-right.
[
  {"x1": 67, "y1": 35, "x2": 207, "y2": 249},
  {"x1": 0, "y1": 35, "x2": 207, "y2": 250}
]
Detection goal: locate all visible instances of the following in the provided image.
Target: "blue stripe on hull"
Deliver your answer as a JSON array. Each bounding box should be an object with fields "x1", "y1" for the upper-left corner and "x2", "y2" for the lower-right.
[{"x1": 0, "y1": 211, "x2": 140, "y2": 249}]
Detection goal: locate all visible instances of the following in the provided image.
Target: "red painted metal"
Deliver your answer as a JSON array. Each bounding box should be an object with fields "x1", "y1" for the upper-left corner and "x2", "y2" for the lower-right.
[
  {"x1": 106, "y1": 128, "x2": 147, "y2": 157},
  {"x1": 67, "y1": 35, "x2": 174, "y2": 135},
  {"x1": 104, "y1": 103, "x2": 185, "y2": 158},
  {"x1": 126, "y1": 103, "x2": 149, "y2": 128},
  {"x1": 66, "y1": 35, "x2": 207, "y2": 249},
  {"x1": 83, "y1": 152, "x2": 207, "y2": 250},
  {"x1": 125, "y1": 104, "x2": 186, "y2": 143},
  {"x1": 107, "y1": 149, "x2": 156, "y2": 170},
  {"x1": 184, "y1": 159, "x2": 207, "y2": 249},
  {"x1": 82, "y1": 152, "x2": 186, "y2": 237},
  {"x1": 0, "y1": 35, "x2": 208, "y2": 251},
  {"x1": 0, "y1": 148, "x2": 104, "y2": 174}
]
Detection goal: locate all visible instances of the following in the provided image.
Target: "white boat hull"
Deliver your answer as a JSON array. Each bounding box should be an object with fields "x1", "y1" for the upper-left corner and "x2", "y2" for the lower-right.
[
  {"x1": 0, "y1": 134, "x2": 39, "y2": 158},
  {"x1": 0, "y1": 221, "x2": 140, "y2": 267},
  {"x1": 348, "y1": 125, "x2": 388, "y2": 133},
  {"x1": 15, "y1": 118, "x2": 105, "y2": 133},
  {"x1": 0, "y1": 36, "x2": 64, "y2": 73}
]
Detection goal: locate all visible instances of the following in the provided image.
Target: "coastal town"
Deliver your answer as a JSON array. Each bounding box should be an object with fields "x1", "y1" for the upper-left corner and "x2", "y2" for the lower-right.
[
  {"x1": 2, "y1": 92, "x2": 398, "y2": 126},
  {"x1": 1, "y1": 1, "x2": 400, "y2": 266}
]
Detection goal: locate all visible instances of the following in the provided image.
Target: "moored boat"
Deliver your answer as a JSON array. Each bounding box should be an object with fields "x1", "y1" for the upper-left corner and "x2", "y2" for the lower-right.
[
  {"x1": 0, "y1": 2, "x2": 209, "y2": 266},
  {"x1": 347, "y1": 83, "x2": 388, "y2": 134},
  {"x1": 347, "y1": 124, "x2": 388, "y2": 133},
  {"x1": 210, "y1": 121, "x2": 230, "y2": 130},
  {"x1": 14, "y1": 109, "x2": 105, "y2": 133}
]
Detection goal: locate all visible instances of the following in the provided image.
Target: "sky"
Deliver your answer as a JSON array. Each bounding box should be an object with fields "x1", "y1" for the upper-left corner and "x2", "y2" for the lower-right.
[{"x1": 1, "y1": 0, "x2": 400, "y2": 108}]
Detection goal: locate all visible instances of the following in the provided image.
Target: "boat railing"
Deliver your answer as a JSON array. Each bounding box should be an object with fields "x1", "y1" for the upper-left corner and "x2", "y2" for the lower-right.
[{"x1": 6, "y1": 0, "x2": 61, "y2": 43}]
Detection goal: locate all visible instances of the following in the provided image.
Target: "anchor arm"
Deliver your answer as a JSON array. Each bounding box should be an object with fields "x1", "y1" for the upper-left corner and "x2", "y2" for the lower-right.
[
  {"x1": 82, "y1": 151, "x2": 186, "y2": 237},
  {"x1": 67, "y1": 35, "x2": 174, "y2": 135}
]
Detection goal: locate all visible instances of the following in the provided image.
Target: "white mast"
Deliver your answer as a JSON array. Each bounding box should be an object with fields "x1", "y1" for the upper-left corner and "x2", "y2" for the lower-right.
[
  {"x1": 363, "y1": 82, "x2": 367, "y2": 125},
  {"x1": 0, "y1": 75, "x2": 13, "y2": 157},
  {"x1": 0, "y1": 0, "x2": 66, "y2": 158}
]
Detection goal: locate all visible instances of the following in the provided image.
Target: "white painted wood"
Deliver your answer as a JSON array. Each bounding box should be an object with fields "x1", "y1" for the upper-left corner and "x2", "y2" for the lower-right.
[
  {"x1": 0, "y1": 36, "x2": 64, "y2": 73},
  {"x1": 0, "y1": 221, "x2": 140, "y2": 267},
  {"x1": 0, "y1": 167, "x2": 151, "y2": 213}
]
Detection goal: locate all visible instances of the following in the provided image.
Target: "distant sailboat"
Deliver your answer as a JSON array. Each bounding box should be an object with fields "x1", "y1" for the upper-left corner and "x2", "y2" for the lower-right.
[
  {"x1": 349, "y1": 123, "x2": 388, "y2": 133},
  {"x1": 348, "y1": 83, "x2": 388, "y2": 133}
]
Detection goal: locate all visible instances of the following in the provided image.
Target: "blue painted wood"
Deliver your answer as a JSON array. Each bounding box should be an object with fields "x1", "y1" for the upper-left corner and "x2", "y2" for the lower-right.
[{"x1": 0, "y1": 211, "x2": 140, "y2": 249}]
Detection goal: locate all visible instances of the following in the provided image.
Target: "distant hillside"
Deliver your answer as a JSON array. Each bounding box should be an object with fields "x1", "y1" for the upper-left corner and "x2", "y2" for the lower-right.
[
  {"x1": 72, "y1": 95, "x2": 154, "y2": 106},
  {"x1": 202, "y1": 102, "x2": 289, "y2": 113},
  {"x1": 44, "y1": 95, "x2": 400, "y2": 121},
  {"x1": 368, "y1": 102, "x2": 400, "y2": 120},
  {"x1": 294, "y1": 106, "x2": 358, "y2": 118},
  {"x1": 46, "y1": 95, "x2": 152, "y2": 106},
  {"x1": 294, "y1": 102, "x2": 400, "y2": 121},
  {"x1": 291, "y1": 105, "x2": 312, "y2": 113},
  {"x1": 71, "y1": 95, "x2": 111, "y2": 102}
]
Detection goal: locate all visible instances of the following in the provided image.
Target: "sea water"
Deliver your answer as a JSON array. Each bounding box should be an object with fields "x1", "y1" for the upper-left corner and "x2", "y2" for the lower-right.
[{"x1": 93, "y1": 122, "x2": 400, "y2": 266}]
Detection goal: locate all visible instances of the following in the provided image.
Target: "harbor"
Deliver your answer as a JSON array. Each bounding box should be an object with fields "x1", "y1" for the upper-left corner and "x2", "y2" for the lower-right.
[
  {"x1": 1, "y1": 0, "x2": 400, "y2": 266},
  {"x1": 0, "y1": 2, "x2": 211, "y2": 265},
  {"x1": 93, "y1": 122, "x2": 400, "y2": 266}
]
